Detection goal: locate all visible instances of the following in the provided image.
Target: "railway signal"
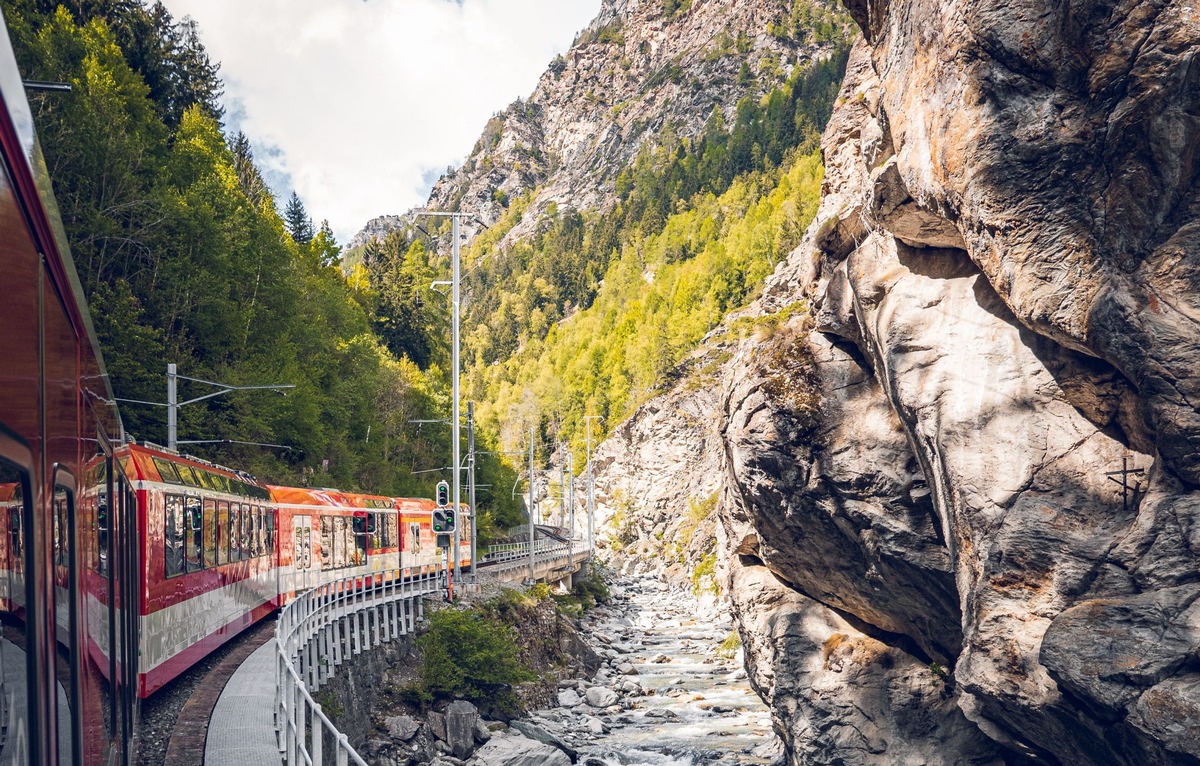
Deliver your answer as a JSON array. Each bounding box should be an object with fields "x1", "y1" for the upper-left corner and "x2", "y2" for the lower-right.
[
  {"x1": 434, "y1": 509, "x2": 456, "y2": 533},
  {"x1": 436, "y1": 480, "x2": 450, "y2": 507}
]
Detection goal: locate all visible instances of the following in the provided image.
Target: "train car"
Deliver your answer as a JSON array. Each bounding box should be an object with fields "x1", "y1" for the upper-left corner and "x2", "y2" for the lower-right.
[
  {"x1": 273, "y1": 487, "x2": 471, "y2": 601},
  {"x1": 118, "y1": 443, "x2": 277, "y2": 697},
  {"x1": 0, "y1": 9, "x2": 137, "y2": 764}
]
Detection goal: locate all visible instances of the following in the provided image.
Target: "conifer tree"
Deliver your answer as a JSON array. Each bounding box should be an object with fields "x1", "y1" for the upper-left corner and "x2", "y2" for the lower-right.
[{"x1": 284, "y1": 190, "x2": 314, "y2": 244}]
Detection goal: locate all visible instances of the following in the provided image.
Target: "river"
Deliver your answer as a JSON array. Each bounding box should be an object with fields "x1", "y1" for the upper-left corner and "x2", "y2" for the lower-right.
[{"x1": 523, "y1": 575, "x2": 781, "y2": 766}]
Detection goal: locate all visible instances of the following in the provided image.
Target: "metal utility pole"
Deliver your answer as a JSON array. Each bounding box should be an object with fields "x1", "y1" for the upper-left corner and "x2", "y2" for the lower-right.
[
  {"x1": 411, "y1": 211, "x2": 476, "y2": 586},
  {"x1": 167, "y1": 363, "x2": 177, "y2": 449},
  {"x1": 528, "y1": 427, "x2": 536, "y2": 583},
  {"x1": 467, "y1": 402, "x2": 477, "y2": 583},
  {"x1": 559, "y1": 445, "x2": 567, "y2": 531},
  {"x1": 584, "y1": 415, "x2": 601, "y2": 553},
  {"x1": 451, "y1": 214, "x2": 462, "y2": 587},
  {"x1": 158, "y1": 363, "x2": 293, "y2": 451},
  {"x1": 566, "y1": 447, "x2": 574, "y2": 565}
]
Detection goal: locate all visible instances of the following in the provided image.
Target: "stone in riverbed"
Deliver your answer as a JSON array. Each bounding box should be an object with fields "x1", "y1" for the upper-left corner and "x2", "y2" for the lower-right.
[
  {"x1": 508, "y1": 720, "x2": 578, "y2": 763},
  {"x1": 557, "y1": 688, "x2": 583, "y2": 707},
  {"x1": 467, "y1": 734, "x2": 570, "y2": 766},
  {"x1": 584, "y1": 687, "x2": 619, "y2": 708}
]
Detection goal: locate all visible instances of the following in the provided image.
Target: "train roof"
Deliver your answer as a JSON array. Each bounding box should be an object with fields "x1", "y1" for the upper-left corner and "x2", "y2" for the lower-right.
[{"x1": 122, "y1": 442, "x2": 271, "y2": 500}]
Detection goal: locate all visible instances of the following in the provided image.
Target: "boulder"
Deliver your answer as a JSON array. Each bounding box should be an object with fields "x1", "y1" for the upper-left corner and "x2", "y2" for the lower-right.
[
  {"x1": 556, "y1": 689, "x2": 582, "y2": 707},
  {"x1": 508, "y1": 720, "x2": 578, "y2": 763},
  {"x1": 583, "y1": 687, "x2": 618, "y2": 708},
  {"x1": 384, "y1": 714, "x2": 420, "y2": 741},
  {"x1": 467, "y1": 734, "x2": 571, "y2": 766},
  {"x1": 445, "y1": 700, "x2": 482, "y2": 760}
]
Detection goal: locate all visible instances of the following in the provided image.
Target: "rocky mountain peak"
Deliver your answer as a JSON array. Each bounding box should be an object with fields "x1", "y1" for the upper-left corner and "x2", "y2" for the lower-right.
[{"x1": 347, "y1": 0, "x2": 851, "y2": 250}]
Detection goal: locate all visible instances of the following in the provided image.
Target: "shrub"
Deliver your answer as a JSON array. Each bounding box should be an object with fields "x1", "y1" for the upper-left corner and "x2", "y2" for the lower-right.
[{"x1": 410, "y1": 607, "x2": 533, "y2": 708}]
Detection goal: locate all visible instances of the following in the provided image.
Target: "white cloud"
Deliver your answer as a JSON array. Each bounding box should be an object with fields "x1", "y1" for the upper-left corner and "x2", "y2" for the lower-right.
[{"x1": 159, "y1": 0, "x2": 599, "y2": 242}]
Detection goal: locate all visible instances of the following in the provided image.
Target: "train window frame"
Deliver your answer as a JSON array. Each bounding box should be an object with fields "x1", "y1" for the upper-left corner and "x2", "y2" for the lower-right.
[
  {"x1": 202, "y1": 498, "x2": 217, "y2": 569},
  {"x1": 152, "y1": 458, "x2": 181, "y2": 485},
  {"x1": 51, "y1": 465, "x2": 82, "y2": 766},
  {"x1": 164, "y1": 494, "x2": 185, "y2": 578},
  {"x1": 229, "y1": 502, "x2": 242, "y2": 562},
  {"x1": 0, "y1": 429, "x2": 39, "y2": 765},
  {"x1": 185, "y1": 495, "x2": 203, "y2": 571},
  {"x1": 265, "y1": 510, "x2": 275, "y2": 555},
  {"x1": 216, "y1": 500, "x2": 230, "y2": 566}
]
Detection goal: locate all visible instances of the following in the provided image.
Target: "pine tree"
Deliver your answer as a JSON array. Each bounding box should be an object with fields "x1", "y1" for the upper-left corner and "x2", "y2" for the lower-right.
[
  {"x1": 230, "y1": 132, "x2": 270, "y2": 209},
  {"x1": 284, "y1": 191, "x2": 314, "y2": 245}
]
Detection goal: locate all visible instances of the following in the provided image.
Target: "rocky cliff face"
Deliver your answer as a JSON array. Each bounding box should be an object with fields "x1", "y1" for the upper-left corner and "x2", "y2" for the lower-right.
[
  {"x1": 713, "y1": 2, "x2": 1200, "y2": 763},
  {"x1": 348, "y1": 0, "x2": 849, "y2": 249},
  {"x1": 590, "y1": 1, "x2": 1199, "y2": 762}
]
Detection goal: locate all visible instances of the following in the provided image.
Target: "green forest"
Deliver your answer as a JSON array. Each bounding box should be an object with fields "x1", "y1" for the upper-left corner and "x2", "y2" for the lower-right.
[{"x1": 3, "y1": 0, "x2": 849, "y2": 537}]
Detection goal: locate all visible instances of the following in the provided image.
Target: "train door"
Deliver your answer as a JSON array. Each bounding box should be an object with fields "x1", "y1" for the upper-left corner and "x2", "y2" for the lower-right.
[{"x1": 292, "y1": 516, "x2": 314, "y2": 594}]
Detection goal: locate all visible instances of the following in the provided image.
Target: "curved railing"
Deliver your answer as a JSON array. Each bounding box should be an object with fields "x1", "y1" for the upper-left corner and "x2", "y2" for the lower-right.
[
  {"x1": 478, "y1": 538, "x2": 588, "y2": 575},
  {"x1": 275, "y1": 569, "x2": 443, "y2": 765},
  {"x1": 273, "y1": 541, "x2": 592, "y2": 764}
]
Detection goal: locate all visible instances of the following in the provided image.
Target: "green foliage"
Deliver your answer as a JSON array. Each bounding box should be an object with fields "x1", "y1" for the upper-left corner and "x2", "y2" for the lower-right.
[
  {"x1": 692, "y1": 551, "x2": 718, "y2": 595},
  {"x1": 284, "y1": 190, "x2": 314, "y2": 244},
  {"x1": 595, "y1": 20, "x2": 625, "y2": 46},
  {"x1": 661, "y1": 0, "x2": 692, "y2": 18},
  {"x1": 459, "y1": 51, "x2": 848, "y2": 463},
  {"x1": 716, "y1": 630, "x2": 741, "y2": 660},
  {"x1": 3, "y1": 0, "x2": 523, "y2": 532},
  {"x1": 411, "y1": 607, "x2": 534, "y2": 707}
]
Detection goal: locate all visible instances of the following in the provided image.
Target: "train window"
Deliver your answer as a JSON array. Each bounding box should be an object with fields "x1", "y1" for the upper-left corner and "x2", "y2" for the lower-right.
[
  {"x1": 202, "y1": 498, "x2": 217, "y2": 567},
  {"x1": 247, "y1": 507, "x2": 258, "y2": 557},
  {"x1": 319, "y1": 516, "x2": 332, "y2": 570},
  {"x1": 52, "y1": 472, "x2": 81, "y2": 766},
  {"x1": 165, "y1": 494, "x2": 185, "y2": 578},
  {"x1": 265, "y1": 511, "x2": 275, "y2": 554},
  {"x1": 217, "y1": 501, "x2": 230, "y2": 565},
  {"x1": 333, "y1": 516, "x2": 346, "y2": 567},
  {"x1": 256, "y1": 509, "x2": 266, "y2": 557},
  {"x1": 185, "y1": 497, "x2": 203, "y2": 571},
  {"x1": 153, "y1": 458, "x2": 181, "y2": 485},
  {"x1": 353, "y1": 515, "x2": 368, "y2": 564},
  {"x1": 175, "y1": 463, "x2": 197, "y2": 486},
  {"x1": 388, "y1": 514, "x2": 399, "y2": 548},
  {"x1": 368, "y1": 512, "x2": 380, "y2": 549},
  {"x1": 228, "y1": 503, "x2": 241, "y2": 561},
  {"x1": 238, "y1": 506, "x2": 250, "y2": 561},
  {"x1": 0, "y1": 457, "x2": 33, "y2": 764}
]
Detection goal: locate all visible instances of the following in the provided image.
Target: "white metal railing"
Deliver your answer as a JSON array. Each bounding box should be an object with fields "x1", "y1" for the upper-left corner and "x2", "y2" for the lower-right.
[
  {"x1": 273, "y1": 541, "x2": 592, "y2": 764},
  {"x1": 275, "y1": 568, "x2": 443, "y2": 766},
  {"x1": 479, "y1": 538, "x2": 589, "y2": 574}
]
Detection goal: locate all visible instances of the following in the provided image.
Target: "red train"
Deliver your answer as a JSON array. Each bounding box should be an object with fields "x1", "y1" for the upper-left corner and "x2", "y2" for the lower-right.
[
  {"x1": 122, "y1": 442, "x2": 469, "y2": 698},
  {"x1": 0, "y1": 14, "x2": 469, "y2": 765}
]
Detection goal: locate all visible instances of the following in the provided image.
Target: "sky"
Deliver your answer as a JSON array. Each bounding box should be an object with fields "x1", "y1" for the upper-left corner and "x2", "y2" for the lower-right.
[{"x1": 159, "y1": 0, "x2": 600, "y2": 243}]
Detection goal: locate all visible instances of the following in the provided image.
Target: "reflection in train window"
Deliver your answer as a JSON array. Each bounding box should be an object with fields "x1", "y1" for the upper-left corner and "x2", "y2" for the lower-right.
[
  {"x1": 217, "y1": 501, "x2": 229, "y2": 565},
  {"x1": 0, "y1": 459, "x2": 32, "y2": 764},
  {"x1": 202, "y1": 498, "x2": 217, "y2": 568},
  {"x1": 185, "y1": 496, "x2": 203, "y2": 571},
  {"x1": 53, "y1": 478, "x2": 80, "y2": 766},
  {"x1": 164, "y1": 494, "x2": 185, "y2": 578}
]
